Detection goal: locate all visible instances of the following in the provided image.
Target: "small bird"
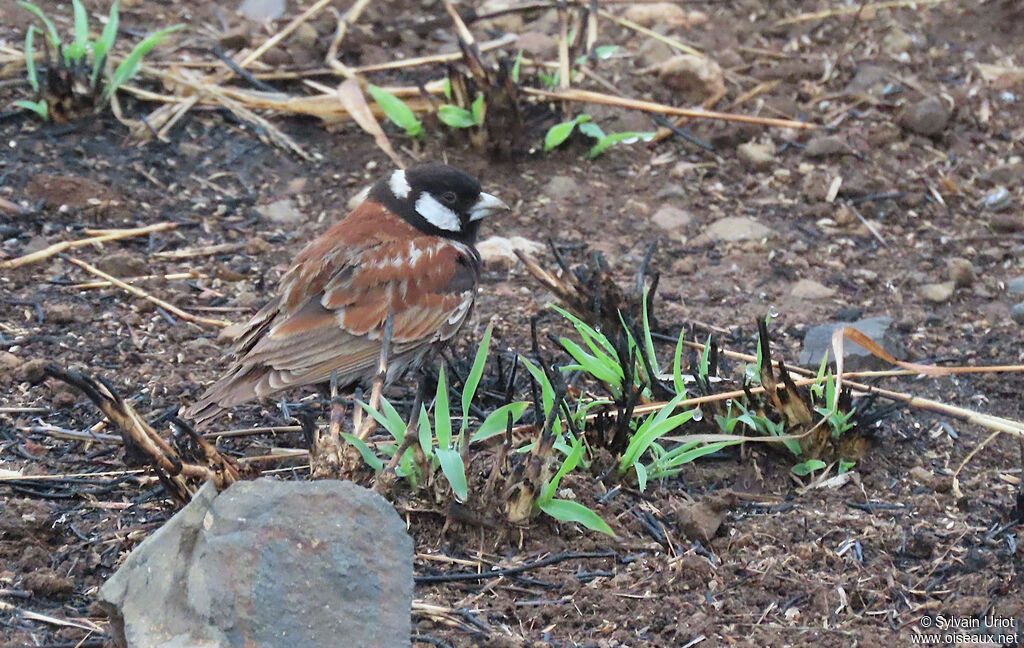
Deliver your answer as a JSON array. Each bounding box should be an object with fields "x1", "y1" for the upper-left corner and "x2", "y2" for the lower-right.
[{"x1": 185, "y1": 164, "x2": 509, "y2": 428}]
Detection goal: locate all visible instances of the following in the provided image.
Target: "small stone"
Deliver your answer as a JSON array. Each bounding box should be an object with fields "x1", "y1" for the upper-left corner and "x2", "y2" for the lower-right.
[
  {"x1": 882, "y1": 27, "x2": 914, "y2": 54},
  {"x1": 991, "y1": 213, "x2": 1023, "y2": 232},
  {"x1": 544, "y1": 175, "x2": 578, "y2": 201},
  {"x1": 238, "y1": 0, "x2": 285, "y2": 22},
  {"x1": 671, "y1": 257, "x2": 697, "y2": 275},
  {"x1": 898, "y1": 96, "x2": 951, "y2": 136},
  {"x1": 1007, "y1": 275, "x2": 1024, "y2": 295},
  {"x1": 23, "y1": 568, "x2": 74, "y2": 599},
  {"x1": 256, "y1": 199, "x2": 305, "y2": 224},
  {"x1": 654, "y1": 54, "x2": 726, "y2": 104},
  {"x1": 980, "y1": 187, "x2": 1011, "y2": 211},
  {"x1": 217, "y1": 28, "x2": 250, "y2": 51},
  {"x1": 47, "y1": 303, "x2": 81, "y2": 324},
  {"x1": 637, "y1": 37, "x2": 674, "y2": 67},
  {"x1": 804, "y1": 135, "x2": 850, "y2": 158},
  {"x1": 19, "y1": 359, "x2": 48, "y2": 384},
  {"x1": 96, "y1": 251, "x2": 147, "y2": 278},
  {"x1": 245, "y1": 237, "x2": 272, "y2": 255},
  {"x1": 650, "y1": 205, "x2": 692, "y2": 231},
  {"x1": 52, "y1": 388, "x2": 78, "y2": 409},
  {"x1": 674, "y1": 499, "x2": 727, "y2": 542},
  {"x1": 704, "y1": 216, "x2": 773, "y2": 242},
  {"x1": 737, "y1": 141, "x2": 774, "y2": 169},
  {"x1": 99, "y1": 479, "x2": 413, "y2": 648},
  {"x1": 790, "y1": 279, "x2": 836, "y2": 300},
  {"x1": 921, "y1": 281, "x2": 955, "y2": 303},
  {"x1": 1011, "y1": 302, "x2": 1024, "y2": 325},
  {"x1": 909, "y1": 466, "x2": 934, "y2": 487},
  {"x1": 515, "y1": 31, "x2": 557, "y2": 58},
  {"x1": 623, "y1": 3, "x2": 705, "y2": 27},
  {"x1": 291, "y1": 22, "x2": 318, "y2": 49},
  {"x1": 798, "y1": 316, "x2": 906, "y2": 370},
  {"x1": 0, "y1": 351, "x2": 22, "y2": 371},
  {"x1": 947, "y1": 258, "x2": 975, "y2": 288},
  {"x1": 843, "y1": 64, "x2": 889, "y2": 96},
  {"x1": 981, "y1": 163, "x2": 1024, "y2": 187},
  {"x1": 655, "y1": 184, "x2": 687, "y2": 200},
  {"x1": 476, "y1": 235, "x2": 545, "y2": 267}
]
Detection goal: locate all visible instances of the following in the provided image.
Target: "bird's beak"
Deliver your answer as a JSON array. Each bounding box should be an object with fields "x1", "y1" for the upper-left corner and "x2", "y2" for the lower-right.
[{"x1": 469, "y1": 192, "x2": 510, "y2": 221}]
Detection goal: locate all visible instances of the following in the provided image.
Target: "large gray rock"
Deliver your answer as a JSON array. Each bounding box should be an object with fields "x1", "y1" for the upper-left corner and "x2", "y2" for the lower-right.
[
  {"x1": 798, "y1": 316, "x2": 906, "y2": 371},
  {"x1": 100, "y1": 478, "x2": 413, "y2": 648}
]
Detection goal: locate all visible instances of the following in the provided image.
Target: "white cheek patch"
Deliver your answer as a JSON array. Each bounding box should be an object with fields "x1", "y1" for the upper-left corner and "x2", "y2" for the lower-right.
[
  {"x1": 415, "y1": 192, "x2": 461, "y2": 232},
  {"x1": 389, "y1": 170, "x2": 411, "y2": 199}
]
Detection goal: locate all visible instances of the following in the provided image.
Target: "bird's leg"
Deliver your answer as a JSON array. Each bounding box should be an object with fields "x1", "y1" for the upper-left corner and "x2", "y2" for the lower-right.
[
  {"x1": 326, "y1": 370, "x2": 343, "y2": 444},
  {"x1": 356, "y1": 310, "x2": 394, "y2": 440}
]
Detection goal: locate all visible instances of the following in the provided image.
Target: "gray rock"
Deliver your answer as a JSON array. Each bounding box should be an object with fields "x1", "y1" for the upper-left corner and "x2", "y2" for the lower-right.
[
  {"x1": 1012, "y1": 302, "x2": 1024, "y2": 325},
  {"x1": 980, "y1": 187, "x2": 1011, "y2": 211},
  {"x1": 256, "y1": 199, "x2": 305, "y2": 224},
  {"x1": 737, "y1": 141, "x2": 774, "y2": 169},
  {"x1": 921, "y1": 281, "x2": 955, "y2": 303},
  {"x1": 100, "y1": 479, "x2": 413, "y2": 648},
  {"x1": 651, "y1": 205, "x2": 692, "y2": 231},
  {"x1": 1007, "y1": 275, "x2": 1024, "y2": 296},
  {"x1": 947, "y1": 258, "x2": 976, "y2": 288},
  {"x1": 704, "y1": 216, "x2": 773, "y2": 242},
  {"x1": 789, "y1": 279, "x2": 836, "y2": 299},
  {"x1": 544, "y1": 175, "x2": 578, "y2": 201},
  {"x1": 238, "y1": 0, "x2": 285, "y2": 22},
  {"x1": 804, "y1": 135, "x2": 850, "y2": 158},
  {"x1": 843, "y1": 64, "x2": 889, "y2": 96},
  {"x1": 981, "y1": 163, "x2": 1024, "y2": 187},
  {"x1": 798, "y1": 316, "x2": 906, "y2": 370},
  {"x1": 515, "y1": 31, "x2": 557, "y2": 58},
  {"x1": 899, "y1": 96, "x2": 951, "y2": 136}
]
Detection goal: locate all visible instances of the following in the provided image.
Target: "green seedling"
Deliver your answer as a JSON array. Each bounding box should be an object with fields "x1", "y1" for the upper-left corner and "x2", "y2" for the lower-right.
[
  {"x1": 438, "y1": 94, "x2": 484, "y2": 128},
  {"x1": 367, "y1": 84, "x2": 423, "y2": 137}
]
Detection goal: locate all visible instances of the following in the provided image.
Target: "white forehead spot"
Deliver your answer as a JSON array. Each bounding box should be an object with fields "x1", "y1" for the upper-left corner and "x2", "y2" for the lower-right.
[
  {"x1": 415, "y1": 192, "x2": 461, "y2": 232},
  {"x1": 389, "y1": 170, "x2": 411, "y2": 199}
]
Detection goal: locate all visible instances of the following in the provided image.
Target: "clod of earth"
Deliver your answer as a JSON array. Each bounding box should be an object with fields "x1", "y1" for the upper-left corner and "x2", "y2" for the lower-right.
[{"x1": 99, "y1": 479, "x2": 413, "y2": 648}]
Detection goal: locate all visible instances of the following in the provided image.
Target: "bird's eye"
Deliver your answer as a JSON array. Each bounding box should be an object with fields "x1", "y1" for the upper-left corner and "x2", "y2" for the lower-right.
[{"x1": 441, "y1": 191, "x2": 457, "y2": 205}]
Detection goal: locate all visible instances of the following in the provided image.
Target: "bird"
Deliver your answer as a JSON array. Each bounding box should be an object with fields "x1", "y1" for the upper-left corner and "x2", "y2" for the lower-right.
[{"x1": 184, "y1": 163, "x2": 509, "y2": 428}]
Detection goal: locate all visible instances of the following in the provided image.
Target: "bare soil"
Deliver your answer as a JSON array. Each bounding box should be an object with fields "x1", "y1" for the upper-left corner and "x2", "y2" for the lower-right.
[{"x1": 1, "y1": 1, "x2": 1023, "y2": 646}]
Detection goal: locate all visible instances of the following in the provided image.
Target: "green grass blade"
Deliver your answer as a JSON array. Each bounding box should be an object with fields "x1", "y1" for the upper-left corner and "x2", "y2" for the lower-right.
[
  {"x1": 16, "y1": 99, "x2": 49, "y2": 120},
  {"x1": 66, "y1": 0, "x2": 89, "y2": 63},
  {"x1": 586, "y1": 131, "x2": 656, "y2": 159},
  {"x1": 551, "y1": 304, "x2": 617, "y2": 358},
  {"x1": 559, "y1": 338, "x2": 622, "y2": 386},
  {"x1": 92, "y1": 0, "x2": 120, "y2": 86},
  {"x1": 641, "y1": 287, "x2": 660, "y2": 377},
  {"x1": 434, "y1": 366, "x2": 451, "y2": 449},
  {"x1": 367, "y1": 84, "x2": 423, "y2": 137},
  {"x1": 544, "y1": 114, "x2": 589, "y2": 151},
  {"x1": 539, "y1": 499, "x2": 614, "y2": 536},
  {"x1": 672, "y1": 328, "x2": 687, "y2": 396},
  {"x1": 791, "y1": 459, "x2": 826, "y2": 476},
  {"x1": 356, "y1": 399, "x2": 405, "y2": 443},
  {"x1": 461, "y1": 324, "x2": 492, "y2": 432},
  {"x1": 105, "y1": 24, "x2": 184, "y2": 100},
  {"x1": 438, "y1": 104, "x2": 476, "y2": 128},
  {"x1": 470, "y1": 402, "x2": 529, "y2": 443},
  {"x1": 634, "y1": 462, "x2": 648, "y2": 492},
  {"x1": 18, "y1": 2, "x2": 61, "y2": 50},
  {"x1": 470, "y1": 93, "x2": 485, "y2": 124},
  {"x1": 24, "y1": 26, "x2": 39, "y2": 93},
  {"x1": 518, "y1": 356, "x2": 554, "y2": 416},
  {"x1": 511, "y1": 50, "x2": 523, "y2": 83},
  {"x1": 341, "y1": 433, "x2": 383, "y2": 471},
  {"x1": 540, "y1": 435, "x2": 585, "y2": 502},
  {"x1": 435, "y1": 448, "x2": 468, "y2": 501},
  {"x1": 417, "y1": 404, "x2": 433, "y2": 457}
]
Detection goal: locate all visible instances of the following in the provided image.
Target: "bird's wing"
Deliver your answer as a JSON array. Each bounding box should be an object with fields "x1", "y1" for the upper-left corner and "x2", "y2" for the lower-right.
[{"x1": 186, "y1": 226, "x2": 479, "y2": 422}]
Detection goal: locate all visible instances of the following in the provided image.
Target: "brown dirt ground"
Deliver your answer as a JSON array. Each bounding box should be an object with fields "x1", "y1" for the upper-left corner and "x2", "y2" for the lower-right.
[{"x1": 1, "y1": 0, "x2": 1023, "y2": 646}]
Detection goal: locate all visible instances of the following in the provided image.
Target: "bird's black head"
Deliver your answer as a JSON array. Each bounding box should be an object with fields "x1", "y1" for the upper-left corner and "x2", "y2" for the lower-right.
[{"x1": 370, "y1": 163, "x2": 509, "y2": 244}]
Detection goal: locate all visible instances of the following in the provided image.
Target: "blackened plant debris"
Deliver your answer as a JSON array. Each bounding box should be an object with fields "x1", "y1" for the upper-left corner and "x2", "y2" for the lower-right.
[{"x1": 40, "y1": 364, "x2": 239, "y2": 505}]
